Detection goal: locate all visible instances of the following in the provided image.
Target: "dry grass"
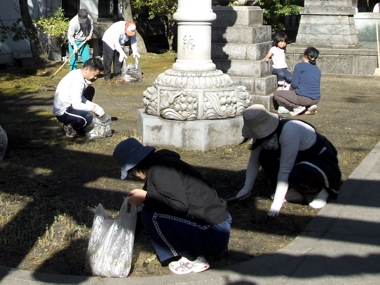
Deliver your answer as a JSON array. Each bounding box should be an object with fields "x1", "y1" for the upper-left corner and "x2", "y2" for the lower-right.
[{"x1": 0, "y1": 53, "x2": 380, "y2": 277}]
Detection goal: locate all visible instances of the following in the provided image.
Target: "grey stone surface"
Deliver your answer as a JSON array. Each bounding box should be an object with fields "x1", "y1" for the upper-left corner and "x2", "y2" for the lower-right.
[
  {"x1": 212, "y1": 6, "x2": 277, "y2": 107},
  {"x1": 137, "y1": 109, "x2": 244, "y2": 151},
  {"x1": 286, "y1": 45, "x2": 377, "y2": 76},
  {"x1": 212, "y1": 6, "x2": 263, "y2": 27},
  {"x1": 296, "y1": 0, "x2": 359, "y2": 47}
]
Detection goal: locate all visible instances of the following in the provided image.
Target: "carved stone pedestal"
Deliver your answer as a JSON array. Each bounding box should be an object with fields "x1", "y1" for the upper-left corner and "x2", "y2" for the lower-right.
[{"x1": 138, "y1": 0, "x2": 250, "y2": 151}]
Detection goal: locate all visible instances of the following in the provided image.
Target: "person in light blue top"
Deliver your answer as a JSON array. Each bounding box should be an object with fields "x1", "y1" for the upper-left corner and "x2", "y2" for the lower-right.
[{"x1": 273, "y1": 47, "x2": 321, "y2": 116}]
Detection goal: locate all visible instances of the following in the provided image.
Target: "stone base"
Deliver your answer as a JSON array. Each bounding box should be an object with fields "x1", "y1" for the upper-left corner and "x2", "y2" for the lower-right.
[
  {"x1": 137, "y1": 109, "x2": 243, "y2": 151},
  {"x1": 286, "y1": 44, "x2": 377, "y2": 76}
]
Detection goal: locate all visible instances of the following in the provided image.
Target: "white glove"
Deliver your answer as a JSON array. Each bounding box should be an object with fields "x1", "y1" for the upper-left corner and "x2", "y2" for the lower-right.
[
  {"x1": 267, "y1": 200, "x2": 283, "y2": 216},
  {"x1": 133, "y1": 52, "x2": 141, "y2": 59},
  {"x1": 74, "y1": 44, "x2": 78, "y2": 53},
  {"x1": 236, "y1": 188, "x2": 251, "y2": 199},
  {"x1": 119, "y1": 53, "x2": 126, "y2": 62},
  {"x1": 93, "y1": 104, "x2": 105, "y2": 117}
]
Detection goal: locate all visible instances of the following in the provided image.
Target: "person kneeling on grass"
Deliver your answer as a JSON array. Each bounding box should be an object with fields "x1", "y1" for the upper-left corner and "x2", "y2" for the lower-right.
[
  {"x1": 113, "y1": 138, "x2": 232, "y2": 275},
  {"x1": 53, "y1": 58, "x2": 112, "y2": 140},
  {"x1": 236, "y1": 104, "x2": 341, "y2": 216}
]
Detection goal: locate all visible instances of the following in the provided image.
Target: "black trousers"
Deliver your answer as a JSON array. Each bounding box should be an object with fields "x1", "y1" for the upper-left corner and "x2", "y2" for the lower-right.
[
  {"x1": 102, "y1": 41, "x2": 122, "y2": 80},
  {"x1": 259, "y1": 150, "x2": 324, "y2": 204}
]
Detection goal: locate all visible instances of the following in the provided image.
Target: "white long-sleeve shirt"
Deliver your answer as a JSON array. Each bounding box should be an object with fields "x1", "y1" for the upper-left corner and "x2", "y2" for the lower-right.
[
  {"x1": 67, "y1": 15, "x2": 94, "y2": 46},
  {"x1": 101, "y1": 21, "x2": 137, "y2": 56},
  {"x1": 242, "y1": 120, "x2": 316, "y2": 209},
  {"x1": 53, "y1": 69, "x2": 95, "y2": 116}
]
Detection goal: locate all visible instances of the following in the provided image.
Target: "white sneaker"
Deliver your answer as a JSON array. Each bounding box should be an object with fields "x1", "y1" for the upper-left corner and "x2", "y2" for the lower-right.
[
  {"x1": 305, "y1": 105, "x2": 318, "y2": 115},
  {"x1": 169, "y1": 256, "x2": 210, "y2": 274},
  {"x1": 309, "y1": 188, "x2": 329, "y2": 209},
  {"x1": 290, "y1": 106, "x2": 306, "y2": 116},
  {"x1": 282, "y1": 83, "x2": 291, "y2": 90},
  {"x1": 277, "y1": 106, "x2": 290, "y2": 114}
]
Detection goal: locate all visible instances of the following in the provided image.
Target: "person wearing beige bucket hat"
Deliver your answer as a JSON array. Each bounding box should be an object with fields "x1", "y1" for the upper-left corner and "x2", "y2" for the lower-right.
[
  {"x1": 236, "y1": 104, "x2": 341, "y2": 216},
  {"x1": 102, "y1": 21, "x2": 140, "y2": 81},
  {"x1": 113, "y1": 138, "x2": 231, "y2": 274}
]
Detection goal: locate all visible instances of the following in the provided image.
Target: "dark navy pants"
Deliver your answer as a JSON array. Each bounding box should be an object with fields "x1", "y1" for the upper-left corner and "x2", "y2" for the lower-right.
[
  {"x1": 141, "y1": 208, "x2": 232, "y2": 263},
  {"x1": 55, "y1": 86, "x2": 95, "y2": 130}
]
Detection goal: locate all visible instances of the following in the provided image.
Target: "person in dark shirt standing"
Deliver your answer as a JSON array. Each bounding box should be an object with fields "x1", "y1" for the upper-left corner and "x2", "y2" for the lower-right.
[{"x1": 113, "y1": 138, "x2": 231, "y2": 274}]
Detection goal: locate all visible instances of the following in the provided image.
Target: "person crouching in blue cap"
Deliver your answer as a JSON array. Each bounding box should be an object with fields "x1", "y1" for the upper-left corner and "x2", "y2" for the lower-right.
[{"x1": 113, "y1": 138, "x2": 232, "y2": 275}]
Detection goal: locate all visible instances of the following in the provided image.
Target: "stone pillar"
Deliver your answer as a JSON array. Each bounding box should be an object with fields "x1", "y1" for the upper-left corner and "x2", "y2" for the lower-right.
[
  {"x1": 296, "y1": 0, "x2": 359, "y2": 47},
  {"x1": 172, "y1": 0, "x2": 216, "y2": 71}
]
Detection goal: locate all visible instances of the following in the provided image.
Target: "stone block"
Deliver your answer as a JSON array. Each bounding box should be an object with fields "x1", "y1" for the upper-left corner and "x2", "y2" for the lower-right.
[
  {"x1": 214, "y1": 59, "x2": 269, "y2": 77},
  {"x1": 211, "y1": 26, "x2": 271, "y2": 44},
  {"x1": 211, "y1": 42, "x2": 271, "y2": 60},
  {"x1": 250, "y1": 94, "x2": 272, "y2": 110},
  {"x1": 137, "y1": 109, "x2": 243, "y2": 151},
  {"x1": 213, "y1": 6, "x2": 263, "y2": 27},
  {"x1": 230, "y1": 76, "x2": 255, "y2": 92},
  {"x1": 301, "y1": 7, "x2": 356, "y2": 15},
  {"x1": 286, "y1": 44, "x2": 378, "y2": 76},
  {"x1": 304, "y1": 0, "x2": 352, "y2": 7},
  {"x1": 254, "y1": 75, "x2": 278, "y2": 95}
]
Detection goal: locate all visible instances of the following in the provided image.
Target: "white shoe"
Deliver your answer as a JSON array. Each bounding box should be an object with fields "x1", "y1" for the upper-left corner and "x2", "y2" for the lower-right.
[
  {"x1": 282, "y1": 83, "x2": 291, "y2": 90},
  {"x1": 290, "y1": 106, "x2": 306, "y2": 116},
  {"x1": 169, "y1": 256, "x2": 210, "y2": 274},
  {"x1": 305, "y1": 105, "x2": 318, "y2": 115},
  {"x1": 309, "y1": 188, "x2": 329, "y2": 209},
  {"x1": 277, "y1": 106, "x2": 290, "y2": 114}
]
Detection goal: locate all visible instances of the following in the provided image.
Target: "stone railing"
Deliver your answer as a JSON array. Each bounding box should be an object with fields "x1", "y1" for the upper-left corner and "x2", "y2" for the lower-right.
[{"x1": 212, "y1": 0, "x2": 258, "y2": 6}]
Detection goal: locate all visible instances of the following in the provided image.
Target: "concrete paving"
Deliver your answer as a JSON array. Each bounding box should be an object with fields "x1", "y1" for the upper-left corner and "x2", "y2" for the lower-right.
[{"x1": 1, "y1": 141, "x2": 379, "y2": 285}]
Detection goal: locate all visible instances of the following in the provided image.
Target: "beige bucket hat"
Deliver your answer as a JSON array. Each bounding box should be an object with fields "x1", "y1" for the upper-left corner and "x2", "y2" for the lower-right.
[{"x1": 242, "y1": 104, "x2": 279, "y2": 139}]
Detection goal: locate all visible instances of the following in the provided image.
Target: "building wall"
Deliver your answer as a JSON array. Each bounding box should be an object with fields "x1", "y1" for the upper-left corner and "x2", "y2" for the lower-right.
[{"x1": 0, "y1": 0, "x2": 61, "y2": 65}]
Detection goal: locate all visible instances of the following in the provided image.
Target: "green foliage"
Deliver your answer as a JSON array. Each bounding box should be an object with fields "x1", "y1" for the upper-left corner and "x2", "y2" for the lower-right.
[
  {"x1": 34, "y1": 7, "x2": 69, "y2": 45},
  {"x1": 131, "y1": 0, "x2": 178, "y2": 19},
  {"x1": 0, "y1": 18, "x2": 29, "y2": 44},
  {"x1": 257, "y1": 0, "x2": 302, "y2": 31}
]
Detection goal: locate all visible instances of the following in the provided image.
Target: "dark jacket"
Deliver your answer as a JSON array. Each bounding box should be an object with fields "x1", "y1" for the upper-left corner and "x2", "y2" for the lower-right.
[{"x1": 143, "y1": 149, "x2": 228, "y2": 225}]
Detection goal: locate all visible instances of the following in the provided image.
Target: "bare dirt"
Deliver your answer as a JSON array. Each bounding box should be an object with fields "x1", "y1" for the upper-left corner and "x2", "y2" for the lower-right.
[{"x1": 0, "y1": 54, "x2": 380, "y2": 278}]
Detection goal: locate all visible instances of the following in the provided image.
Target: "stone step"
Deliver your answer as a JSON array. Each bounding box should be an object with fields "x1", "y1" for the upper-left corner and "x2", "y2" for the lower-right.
[
  {"x1": 229, "y1": 75, "x2": 277, "y2": 96},
  {"x1": 212, "y1": 6, "x2": 264, "y2": 27},
  {"x1": 212, "y1": 26, "x2": 272, "y2": 44},
  {"x1": 214, "y1": 58, "x2": 272, "y2": 77},
  {"x1": 211, "y1": 42, "x2": 272, "y2": 61}
]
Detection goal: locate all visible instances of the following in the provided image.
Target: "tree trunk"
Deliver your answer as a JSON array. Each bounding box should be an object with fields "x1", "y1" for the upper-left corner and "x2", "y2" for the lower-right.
[
  {"x1": 19, "y1": 0, "x2": 49, "y2": 65},
  {"x1": 122, "y1": 0, "x2": 147, "y2": 54}
]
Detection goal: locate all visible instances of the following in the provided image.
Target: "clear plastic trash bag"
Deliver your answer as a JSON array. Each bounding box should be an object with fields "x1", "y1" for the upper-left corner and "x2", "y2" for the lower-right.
[
  {"x1": 0, "y1": 125, "x2": 8, "y2": 161},
  {"x1": 121, "y1": 57, "x2": 142, "y2": 82},
  {"x1": 85, "y1": 197, "x2": 137, "y2": 277}
]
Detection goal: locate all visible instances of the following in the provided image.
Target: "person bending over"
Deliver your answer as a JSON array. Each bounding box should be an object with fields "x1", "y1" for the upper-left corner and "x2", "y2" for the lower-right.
[
  {"x1": 236, "y1": 104, "x2": 341, "y2": 216},
  {"x1": 113, "y1": 138, "x2": 232, "y2": 274}
]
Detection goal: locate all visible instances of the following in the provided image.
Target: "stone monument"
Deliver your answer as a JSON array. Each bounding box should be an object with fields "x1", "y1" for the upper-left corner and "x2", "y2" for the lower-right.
[
  {"x1": 286, "y1": 0, "x2": 377, "y2": 76},
  {"x1": 211, "y1": 3, "x2": 276, "y2": 108},
  {"x1": 139, "y1": 0, "x2": 252, "y2": 151}
]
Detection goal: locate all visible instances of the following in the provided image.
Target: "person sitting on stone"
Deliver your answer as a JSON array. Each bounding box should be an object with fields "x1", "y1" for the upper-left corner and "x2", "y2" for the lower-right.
[
  {"x1": 273, "y1": 47, "x2": 321, "y2": 116},
  {"x1": 263, "y1": 31, "x2": 293, "y2": 90},
  {"x1": 236, "y1": 104, "x2": 341, "y2": 216},
  {"x1": 113, "y1": 138, "x2": 232, "y2": 274},
  {"x1": 53, "y1": 58, "x2": 111, "y2": 139}
]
